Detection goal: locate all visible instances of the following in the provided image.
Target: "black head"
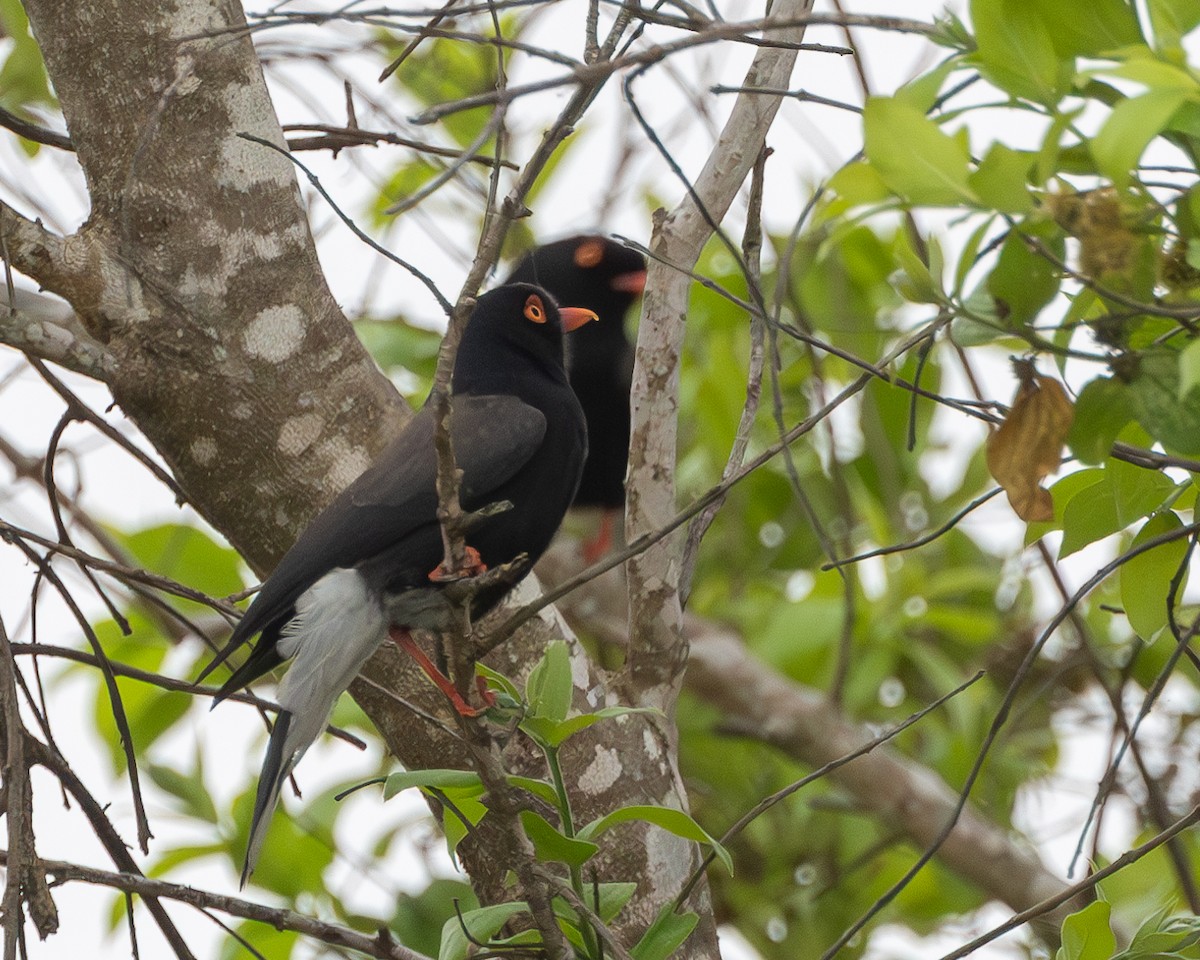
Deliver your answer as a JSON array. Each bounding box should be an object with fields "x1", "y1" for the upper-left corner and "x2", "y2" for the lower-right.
[
  {"x1": 453, "y1": 283, "x2": 597, "y2": 396},
  {"x1": 506, "y1": 236, "x2": 647, "y2": 332}
]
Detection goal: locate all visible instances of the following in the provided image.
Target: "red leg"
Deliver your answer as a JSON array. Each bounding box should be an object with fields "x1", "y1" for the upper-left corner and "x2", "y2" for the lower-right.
[
  {"x1": 428, "y1": 545, "x2": 488, "y2": 583},
  {"x1": 581, "y1": 509, "x2": 616, "y2": 564},
  {"x1": 389, "y1": 626, "x2": 495, "y2": 716}
]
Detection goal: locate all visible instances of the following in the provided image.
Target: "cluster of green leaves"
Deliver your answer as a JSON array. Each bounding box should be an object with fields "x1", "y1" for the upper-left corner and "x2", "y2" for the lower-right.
[
  {"x1": 796, "y1": 0, "x2": 1200, "y2": 951},
  {"x1": 671, "y1": 236, "x2": 1054, "y2": 956},
  {"x1": 379, "y1": 642, "x2": 722, "y2": 960},
  {"x1": 1057, "y1": 900, "x2": 1200, "y2": 960},
  {"x1": 632, "y1": 0, "x2": 1200, "y2": 953}
]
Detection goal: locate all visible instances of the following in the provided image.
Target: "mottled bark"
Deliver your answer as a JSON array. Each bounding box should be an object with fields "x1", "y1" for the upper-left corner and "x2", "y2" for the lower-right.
[
  {"x1": 624, "y1": 0, "x2": 816, "y2": 700},
  {"x1": 20, "y1": 0, "x2": 409, "y2": 564}
]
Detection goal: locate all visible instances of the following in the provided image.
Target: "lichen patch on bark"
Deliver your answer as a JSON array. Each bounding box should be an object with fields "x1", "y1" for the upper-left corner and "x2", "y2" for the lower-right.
[
  {"x1": 216, "y1": 84, "x2": 291, "y2": 190},
  {"x1": 277, "y1": 413, "x2": 323, "y2": 457},
  {"x1": 190, "y1": 436, "x2": 219, "y2": 465},
  {"x1": 580, "y1": 745, "x2": 622, "y2": 794},
  {"x1": 320, "y1": 438, "x2": 371, "y2": 490},
  {"x1": 243, "y1": 304, "x2": 305, "y2": 362}
]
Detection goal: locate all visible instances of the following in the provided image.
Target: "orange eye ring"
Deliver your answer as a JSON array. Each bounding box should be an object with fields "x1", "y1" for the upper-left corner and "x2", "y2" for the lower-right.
[
  {"x1": 573, "y1": 239, "x2": 605, "y2": 269},
  {"x1": 524, "y1": 294, "x2": 547, "y2": 323}
]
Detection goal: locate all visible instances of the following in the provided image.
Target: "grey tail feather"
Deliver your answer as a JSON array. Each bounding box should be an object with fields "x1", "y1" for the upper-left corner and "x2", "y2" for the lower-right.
[{"x1": 241, "y1": 710, "x2": 293, "y2": 888}]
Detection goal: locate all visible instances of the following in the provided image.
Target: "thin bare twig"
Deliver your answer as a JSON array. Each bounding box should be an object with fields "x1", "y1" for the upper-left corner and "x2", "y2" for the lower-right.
[
  {"x1": 13, "y1": 854, "x2": 432, "y2": 960},
  {"x1": 680, "y1": 145, "x2": 770, "y2": 599},
  {"x1": 0, "y1": 614, "x2": 58, "y2": 953},
  {"x1": 25, "y1": 738, "x2": 195, "y2": 960}
]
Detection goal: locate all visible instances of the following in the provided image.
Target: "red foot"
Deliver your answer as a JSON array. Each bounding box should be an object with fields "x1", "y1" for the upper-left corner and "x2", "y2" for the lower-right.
[
  {"x1": 428, "y1": 545, "x2": 488, "y2": 583},
  {"x1": 581, "y1": 510, "x2": 617, "y2": 564},
  {"x1": 389, "y1": 626, "x2": 497, "y2": 717}
]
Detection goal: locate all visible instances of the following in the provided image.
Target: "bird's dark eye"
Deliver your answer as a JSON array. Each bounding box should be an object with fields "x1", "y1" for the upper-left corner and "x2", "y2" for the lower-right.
[
  {"x1": 524, "y1": 294, "x2": 547, "y2": 323},
  {"x1": 573, "y1": 239, "x2": 605, "y2": 269}
]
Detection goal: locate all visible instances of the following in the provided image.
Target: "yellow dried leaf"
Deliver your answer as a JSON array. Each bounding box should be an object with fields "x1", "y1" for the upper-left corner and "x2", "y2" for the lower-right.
[
  {"x1": 1044, "y1": 186, "x2": 1142, "y2": 280},
  {"x1": 986, "y1": 362, "x2": 1075, "y2": 522}
]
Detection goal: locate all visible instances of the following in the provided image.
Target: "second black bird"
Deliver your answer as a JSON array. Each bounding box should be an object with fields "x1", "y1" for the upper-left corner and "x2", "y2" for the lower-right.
[{"x1": 507, "y1": 235, "x2": 647, "y2": 558}]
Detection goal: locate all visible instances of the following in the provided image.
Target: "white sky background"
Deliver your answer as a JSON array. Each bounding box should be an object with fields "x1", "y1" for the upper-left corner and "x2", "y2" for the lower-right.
[{"x1": 0, "y1": 1, "x2": 1180, "y2": 958}]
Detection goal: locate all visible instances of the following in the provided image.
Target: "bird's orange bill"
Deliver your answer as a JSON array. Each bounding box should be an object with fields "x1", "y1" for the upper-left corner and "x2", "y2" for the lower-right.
[
  {"x1": 560, "y1": 306, "x2": 600, "y2": 331},
  {"x1": 610, "y1": 269, "x2": 648, "y2": 295}
]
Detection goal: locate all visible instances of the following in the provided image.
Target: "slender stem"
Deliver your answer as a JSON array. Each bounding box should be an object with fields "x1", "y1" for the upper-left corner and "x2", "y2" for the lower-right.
[
  {"x1": 544, "y1": 742, "x2": 600, "y2": 958},
  {"x1": 544, "y1": 745, "x2": 576, "y2": 838}
]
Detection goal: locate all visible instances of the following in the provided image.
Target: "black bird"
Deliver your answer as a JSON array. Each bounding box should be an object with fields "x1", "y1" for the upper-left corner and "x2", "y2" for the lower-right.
[
  {"x1": 506, "y1": 236, "x2": 647, "y2": 559},
  {"x1": 199, "y1": 284, "x2": 596, "y2": 883}
]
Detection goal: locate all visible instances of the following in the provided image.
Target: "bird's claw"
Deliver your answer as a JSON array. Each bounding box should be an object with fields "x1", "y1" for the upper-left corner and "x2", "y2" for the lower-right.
[{"x1": 428, "y1": 545, "x2": 488, "y2": 583}]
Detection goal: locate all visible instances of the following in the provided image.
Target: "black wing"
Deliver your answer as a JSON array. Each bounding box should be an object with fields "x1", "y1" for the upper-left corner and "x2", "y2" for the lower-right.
[{"x1": 199, "y1": 394, "x2": 546, "y2": 689}]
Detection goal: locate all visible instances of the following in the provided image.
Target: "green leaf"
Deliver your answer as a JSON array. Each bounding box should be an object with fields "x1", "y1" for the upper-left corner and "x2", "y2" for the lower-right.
[
  {"x1": 534, "y1": 705, "x2": 662, "y2": 749},
  {"x1": 953, "y1": 284, "x2": 1006, "y2": 345},
  {"x1": 863, "y1": 97, "x2": 976, "y2": 206},
  {"x1": 1095, "y1": 54, "x2": 1198, "y2": 91},
  {"x1": 953, "y1": 216, "x2": 997, "y2": 295},
  {"x1": 1120, "y1": 511, "x2": 1188, "y2": 642},
  {"x1": 524, "y1": 641, "x2": 573, "y2": 723},
  {"x1": 1120, "y1": 911, "x2": 1200, "y2": 957},
  {"x1": 593, "y1": 882, "x2": 638, "y2": 923},
  {"x1": 1059, "y1": 459, "x2": 1179, "y2": 557},
  {"x1": 551, "y1": 880, "x2": 640, "y2": 934},
  {"x1": 970, "y1": 0, "x2": 1067, "y2": 103},
  {"x1": 1056, "y1": 899, "x2": 1116, "y2": 960},
  {"x1": 519, "y1": 810, "x2": 599, "y2": 867},
  {"x1": 90, "y1": 620, "x2": 190, "y2": 773},
  {"x1": 1128, "y1": 349, "x2": 1200, "y2": 454},
  {"x1": 968, "y1": 144, "x2": 1034, "y2": 213},
  {"x1": 116, "y1": 522, "x2": 245, "y2": 601},
  {"x1": 1092, "y1": 88, "x2": 1191, "y2": 187},
  {"x1": 355, "y1": 318, "x2": 444, "y2": 385},
  {"x1": 439, "y1": 902, "x2": 530, "y2": 960},
  {"x1": 631, "y1": 904, "x2": 700, "y2": 960},
  {"x1": 233, "y1": 785, "x2": 335, "y2": 898},
  {"x1": 986, "y1": 223, "x2": 1064, "y2": 326},
  {"x1": 823, "y1": 160, "x2": 892, "y2": 216},
  {"x1": 219, "y1": 922, "x2": 297, "y2": 960},
  {"x1": 577, "y1": 805, "x2": 733, "y2": 874},
  {"x1": 442, "y1": 795, "x2": 489, "y2": 856},
  {"x1": 392, "y1": 880, "x2": 479, "y2": 959},
  {"x1": 895, "y1": 57, "x2": 960, "y2": 113},
  {"x1": 506, "y1": 775, "x2": 560, "y2": 806},
  {"x1": 1149, "y1": 0, "x2": 1200, "y2": 50},
  {"x1": 383, "y1": 769, "x2": 484, "y2": 800},
  {"x1": 147, "y1": 842, "x2": 225, "y2": 876},
  {"x1": 1068, "y1": 377, "x2": 1134, "y2": 464},
  {"x1": 1180, "y1": 338, "x2": 1200, "y2": 397},
  {"x1": 0, "y1": 0, "x2": 53, "y2": 111},
  {"x1": 475, "y1": 663, "x2": 520, "y2": 701},
  {"x1": 893, "y1": 229, "x2": 942, "y2": 304},
  {"x1": 1026, "y1": 467, "x2": 1106, "y2": 543},
  {"x1": 147, "y1": 763, "x2": 217, "y2": 824},
  {"x1": 1039, "y1": 0, "x2": 1143, "y2": 57}
]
